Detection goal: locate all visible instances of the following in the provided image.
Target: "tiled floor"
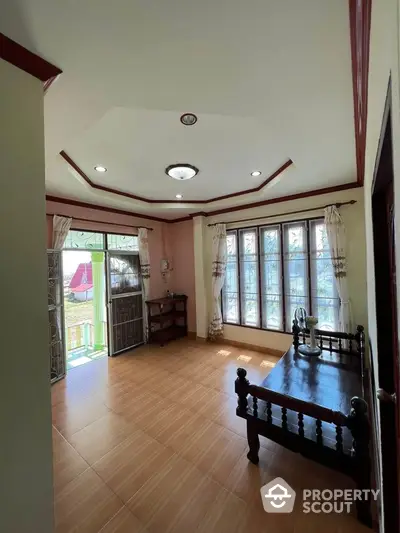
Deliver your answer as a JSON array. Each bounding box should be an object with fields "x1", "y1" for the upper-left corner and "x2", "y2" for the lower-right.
[{"x1": 52, "y1": 339, "x2": 371, "y2": 533}]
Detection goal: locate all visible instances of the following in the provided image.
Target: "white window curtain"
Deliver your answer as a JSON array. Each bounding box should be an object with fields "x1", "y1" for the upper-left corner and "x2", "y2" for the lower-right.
[
  {"x1": 138, "y1": 228, "x2": 151, "y2": 342},
  {"x1": 53, "y1": 215, "x2": 72, "y2": 249},
  {"x1": 208, "y1": 223, "x2": 227, "y2": 340},
  {"x1": 324, "y1": 205, "x2": 351, "y2": 333}
]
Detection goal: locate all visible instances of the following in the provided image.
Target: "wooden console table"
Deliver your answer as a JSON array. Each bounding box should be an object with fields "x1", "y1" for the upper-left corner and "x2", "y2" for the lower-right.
[{"x1": 146, "y1": 295, "x2": 188, "y2": 345}]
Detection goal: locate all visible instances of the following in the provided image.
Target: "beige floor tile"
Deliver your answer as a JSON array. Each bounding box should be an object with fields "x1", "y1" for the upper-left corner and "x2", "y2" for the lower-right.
[
  {"x1": 214, "y1": 396, "x2": 248, "y2": 438},
  {"x1": 292, "y1": 505, "x2": 371, "y2": 533},
  {"x1": 68, "y1": 411, "x2": 134, "y2": 465},
  {"x1": 197, "y1": 488, "x2": 248, "y2": 533},
  {"x1": 93, "y1": 431, "x2": 175, "y2": 503},
  {"x1": 52, "y1": 426, "x2": 89, "y2": 495},
  {"x1": 142, "y1": 403, "x2": 191, "y2": 441},
  {"x1": 54, "y1": 468, "x2": 123, "y2": 533},
  {"x1": 178, "y1": 421, "x2": 248, "y2": 486},
  {"x1": 160, "y1": 411, "x2": 214, "y2": 454},
  {"x1": 99, "y1": 506, "x2": 147, "y2": 533},
  {"x1": 53, "y1": 393, "x2": 110, "y2": 438},
  {"x1": 52, "y1": 339, "x2": 369, "y2": 533},
  {"x1": 243, "y1": 502, "x2": 295, "y2": 533},
  {"x1": 110, "y1": 389, "x2": 161, "y2": 417},
  {"x1": 188, "y1": 387, "x2": 231, "y2": 420},
  {"x1": 127, "y1": 454, "x2": 222, "y2": 533}
]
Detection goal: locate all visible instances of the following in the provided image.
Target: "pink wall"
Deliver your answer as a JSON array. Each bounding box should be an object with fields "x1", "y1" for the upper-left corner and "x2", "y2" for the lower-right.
[{"x1": 166, "y1": 220, "x2": 196, "y2": 333}]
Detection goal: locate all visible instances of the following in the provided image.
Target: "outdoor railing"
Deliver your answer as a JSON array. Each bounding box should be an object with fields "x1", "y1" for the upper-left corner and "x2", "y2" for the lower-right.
[{"x1": 67, "y1": 321, "x2": 107, "y2": 351}]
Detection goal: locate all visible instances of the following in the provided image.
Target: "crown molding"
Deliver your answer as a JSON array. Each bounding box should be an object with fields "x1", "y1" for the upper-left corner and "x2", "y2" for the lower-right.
[
  {"x1": 349, "y1": 0, "x2": 372, "y2": 186},
  {"x1": 48, "y1": 0, "x2": 368, "y2": 219},
  {"x1": 198, "y1": 181, "x2": 362, "y2": 218},
  {"x1": 45, "y1": 195, "x2": 168, "y2": 223},
  {"x1": 46, "y1": 181, "x2": 361, "y2": 225},
  {"x1": 60, "y1": 150, "x2": 293, "y2": 205},
  {"x1": 0, "y1": 33, "x2": 62, "y2": 87}
]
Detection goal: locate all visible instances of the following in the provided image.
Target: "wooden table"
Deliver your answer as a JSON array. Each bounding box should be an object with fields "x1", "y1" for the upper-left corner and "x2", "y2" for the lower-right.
[
  {"x1": 235, "y1": 333, "x2": 371, "y2": 526},
  {"x1": 260, "y1": 346, "x2": 362, "y2": 417}
]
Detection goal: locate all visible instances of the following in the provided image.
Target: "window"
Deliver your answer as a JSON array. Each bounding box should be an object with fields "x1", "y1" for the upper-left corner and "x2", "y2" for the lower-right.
[
  {"x1": 63, "y1": 230, "x2": 105, "y2": 250},
  {"x1": 222, "y1": 233, "x2": 239, "y2": 323},
  {"x1": 63, "y1": 231, "x2": 138, "y2": 252},
  {"x1": 107, "y1": 234, "x2": 139, "y2": 251},
  {"x1": 260, "y1": 225, "x2": 282, "y2": 330},
  {"x1": 239, "y1": 229, "x2": 259, "y2": 327},
  {"x1": 222, "y1": 218, "x2": 339, "y2": 332}
]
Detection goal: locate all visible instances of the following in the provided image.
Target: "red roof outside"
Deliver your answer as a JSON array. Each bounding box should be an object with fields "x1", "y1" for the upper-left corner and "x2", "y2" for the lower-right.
[{"x1": 69, "y1": 263, "x2": 93, "y2": 293}]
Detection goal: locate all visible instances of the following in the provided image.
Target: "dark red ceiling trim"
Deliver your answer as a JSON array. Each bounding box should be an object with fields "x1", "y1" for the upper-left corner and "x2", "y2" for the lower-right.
[
  {"x1": 45, "y1": 195, "x2": 168, "y2": 223},
  {"x1": 60, "y1": 150, "x2": 293, "y2": 204},
  {"x1": 54, "y1": 3, "x2": 367, "y2": 215},
  {"x1": 47, "y1": 182, "x2": 361, "y2": 225},
  {"x1": 349, "y1": 0, "x2": 372, "y2": 186},
  {"x1": 194, "y1": 181, "x2": 362, "y2": 218},
  {"x1": 167, "y1": 216, "x2": 192, "y2": 223},
  {"x1": 0, "y1": 33, "x2": 62, "y2": 84}
]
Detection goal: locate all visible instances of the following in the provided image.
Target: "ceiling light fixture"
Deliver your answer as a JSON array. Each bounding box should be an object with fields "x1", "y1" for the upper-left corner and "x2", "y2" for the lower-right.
[
  {"x1": 180, "y1": 113, "x2": 197, "y2": 126},
  {"x1": 166, "y1": 164, "x2": 199, "y2": 181},
  {"x1": 175, "y1": 194, "x2": 183, "y2": 199},
  {"x1": 251, "y1": 170, "x2": 262, "y2": 177},
  {"x1": 94, "y1": 165, "x2": 107, "y2": 173}
]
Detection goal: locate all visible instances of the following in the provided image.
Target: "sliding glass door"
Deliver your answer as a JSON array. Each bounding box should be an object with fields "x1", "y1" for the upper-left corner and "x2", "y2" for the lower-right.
[
  {"x1": 107, "y1": 251, "x2": 144, "y2": 355},
  {"x1": 48, "y1": 229, "x2": 143, "y2": 380}
]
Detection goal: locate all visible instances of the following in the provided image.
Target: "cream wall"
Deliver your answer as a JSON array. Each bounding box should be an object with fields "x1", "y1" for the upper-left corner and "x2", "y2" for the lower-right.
[
  {"x1": 364, "y1": 0, "x2": 400, "y2": 373},
  {"x1": 363, "y1": 1, "x2": 400, "y2": 529},
  {"x1": 199, "y1": 188, "x2": 367, "y2": 352},
  {"x1": 0, "y1": 60, "x2": 54, "y2": 532},
  {"x1": 167, "y1": 220, "x2": 197, "y2": 333},
  {"x1": 193, "y1": 216, "x2": 208, "y2": 338}
]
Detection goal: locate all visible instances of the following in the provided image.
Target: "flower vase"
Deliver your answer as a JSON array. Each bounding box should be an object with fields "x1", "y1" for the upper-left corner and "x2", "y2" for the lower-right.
[{"x1": 298, "y1": 316, "x2": 322, "y2": 357}]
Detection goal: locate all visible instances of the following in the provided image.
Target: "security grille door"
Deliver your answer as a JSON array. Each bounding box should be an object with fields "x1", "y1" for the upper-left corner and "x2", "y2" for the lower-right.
[
  {"x1": 107, "y1": 252, "x2": 144, "y2": 355},
  {"x1": 48, "y1": 251, "x2": 66, "y2": 383}
]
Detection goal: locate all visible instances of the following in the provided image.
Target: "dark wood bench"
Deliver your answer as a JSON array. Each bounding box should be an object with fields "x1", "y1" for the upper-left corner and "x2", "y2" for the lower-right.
[{"x1": 235, "y1": 324, "x2": 371, "y2": 526}]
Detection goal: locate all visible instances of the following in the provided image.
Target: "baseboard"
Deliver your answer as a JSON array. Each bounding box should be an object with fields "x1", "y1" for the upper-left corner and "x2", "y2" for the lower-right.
[
  {"x1": 187, "y1": 331, "x2": 197, "y2": 340},
  {"x1": 194, "y1": 335, "x2": 284, "y2": 357},
  {"x1": 216, "y1": 337, "x2": 284, "y2": 358}
]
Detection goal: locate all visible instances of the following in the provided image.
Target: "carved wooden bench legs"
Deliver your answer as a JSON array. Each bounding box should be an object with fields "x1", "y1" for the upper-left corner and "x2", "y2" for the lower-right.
[
  {"x1": 247, "y1": 423, "x2": 260, "y2": 465},
  {"x1": 348, "y1": 396, "x2": 372, "y2": 527},
  {"x1": 235, "y1": 368, "x2": 261, "y2": 465}
]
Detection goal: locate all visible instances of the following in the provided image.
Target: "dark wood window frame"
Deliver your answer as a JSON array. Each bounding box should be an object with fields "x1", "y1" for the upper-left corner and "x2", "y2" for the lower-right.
[{"x1": 222, "y1": 216, "x2": 340, "y2": 334}]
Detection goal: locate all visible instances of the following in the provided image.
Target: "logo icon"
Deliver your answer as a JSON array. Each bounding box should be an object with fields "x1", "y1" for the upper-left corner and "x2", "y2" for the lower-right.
[{"x1": 260, "y1": 477, "x2": 296, "y2": 513}]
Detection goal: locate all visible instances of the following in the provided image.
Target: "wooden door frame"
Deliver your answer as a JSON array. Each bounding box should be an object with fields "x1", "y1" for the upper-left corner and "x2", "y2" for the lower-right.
[{"x1": 371, "y1": 76, "x2": 400, "y2": 533}]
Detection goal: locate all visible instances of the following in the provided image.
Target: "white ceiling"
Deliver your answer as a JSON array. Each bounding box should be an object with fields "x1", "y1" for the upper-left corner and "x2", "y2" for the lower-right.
[{"x1": 2, "y1": 0, "x2": 357, "y2": 219}]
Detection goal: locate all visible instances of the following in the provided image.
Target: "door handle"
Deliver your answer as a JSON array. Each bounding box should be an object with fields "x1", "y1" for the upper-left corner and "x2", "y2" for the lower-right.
[{"x1": 376, "y1": 389, "x2": 397, "y2": 403}]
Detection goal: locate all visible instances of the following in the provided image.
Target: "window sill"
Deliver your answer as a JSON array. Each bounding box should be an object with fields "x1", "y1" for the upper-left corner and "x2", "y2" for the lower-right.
[{"x1": 223, "y1": 322, "x2": 292, "y2": 335}]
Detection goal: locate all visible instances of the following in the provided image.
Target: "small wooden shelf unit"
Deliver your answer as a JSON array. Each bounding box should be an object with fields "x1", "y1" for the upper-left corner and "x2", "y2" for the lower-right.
[{"x1": 146, "y1": 295, "x2": 188, "y2": 345}]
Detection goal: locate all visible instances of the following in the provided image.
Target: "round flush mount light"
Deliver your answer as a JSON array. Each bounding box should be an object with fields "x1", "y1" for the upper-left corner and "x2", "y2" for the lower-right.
[
  {"x1": 175, "y1": 194, "x2": 183, "y2": 200},
  {"x1": 94, "y1": 165, "x2": 107, "y2": 173},
  {"x1": 180, "y1": 113, "x2": 198, "y2": 126},
  {"x1": 251, "y1": 170, "x2": 262, "y2": 177},
  {"x1": 166, "y1": 164, "x2": 199, "y2": 181}
]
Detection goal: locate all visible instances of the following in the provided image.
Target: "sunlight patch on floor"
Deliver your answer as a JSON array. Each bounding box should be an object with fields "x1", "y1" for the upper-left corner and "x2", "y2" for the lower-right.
[
  {"x1": 217, "y1": 349, "x2": 231, "y2": 356},
  {"x1": 260, "y1": 360, "x2": 275, "y2": 368},
  {"x1": 237, "y1": 354, "x2": 252, "y2": 363},
  {"x1": 69, "y1": 356, "x2": 92, "y2": 367}
]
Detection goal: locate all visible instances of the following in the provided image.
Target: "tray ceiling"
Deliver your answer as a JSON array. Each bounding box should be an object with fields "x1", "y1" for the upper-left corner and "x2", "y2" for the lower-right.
[{"x1": 1, "y1": 0, "x2": 366, "y2": 219}]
